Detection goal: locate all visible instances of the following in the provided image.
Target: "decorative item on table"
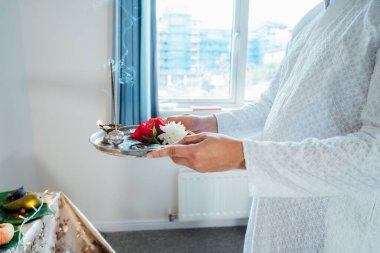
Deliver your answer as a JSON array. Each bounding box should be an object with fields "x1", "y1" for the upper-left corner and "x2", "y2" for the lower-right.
[
  {"x1": 131, "y1": 117, "x2": 189, "y2": 145},
  {"x1": 0, "y1": 223, "x2": 21, "y2": 251},
  {"x1": 0, "y1": 186, "x2": 53, "y2": 250},
  {"x1": 2, "y1": 186, "x2": 41, "y2": 211},
  {"x1": 0, "y1": 223, "x2": 14, "y2": 246}
]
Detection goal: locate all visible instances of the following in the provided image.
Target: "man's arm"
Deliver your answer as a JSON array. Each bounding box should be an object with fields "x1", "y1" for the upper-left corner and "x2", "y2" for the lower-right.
[
  {"x1": 215, "y1": 65, "x2": 282, "y2": 138},
  {"x1": 243, "y1": 49, "x2": 380, "y2": 197}
]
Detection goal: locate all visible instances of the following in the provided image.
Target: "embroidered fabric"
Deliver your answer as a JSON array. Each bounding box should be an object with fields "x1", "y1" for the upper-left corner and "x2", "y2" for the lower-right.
[
  {"x1": 3, "y1": 192, "x2": 114, "y2": 253},
  {"x1": 216, "y1": 0, "x2": 380, "y2": 252}
]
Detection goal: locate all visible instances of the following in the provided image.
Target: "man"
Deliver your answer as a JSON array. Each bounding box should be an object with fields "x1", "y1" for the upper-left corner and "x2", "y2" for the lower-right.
[{"x1": 148, "y1": 0, "x2": 380, "y2": 252}]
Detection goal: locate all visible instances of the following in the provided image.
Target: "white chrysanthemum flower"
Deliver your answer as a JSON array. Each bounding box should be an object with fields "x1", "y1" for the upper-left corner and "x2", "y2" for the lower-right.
[{"x1": 158, "y1": 121, "x2": 188, "y2": 145}]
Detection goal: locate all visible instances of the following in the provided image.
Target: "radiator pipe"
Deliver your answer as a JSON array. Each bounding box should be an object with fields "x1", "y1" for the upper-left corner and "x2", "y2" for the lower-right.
[{"x1": 167, "y1": 208, "x2": 178, "y2": 222}]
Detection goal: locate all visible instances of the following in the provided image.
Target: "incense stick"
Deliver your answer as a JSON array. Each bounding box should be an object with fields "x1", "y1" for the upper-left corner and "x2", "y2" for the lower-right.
[{"x1": 110, "y1": 61, "x2": 117, "y2": 126}]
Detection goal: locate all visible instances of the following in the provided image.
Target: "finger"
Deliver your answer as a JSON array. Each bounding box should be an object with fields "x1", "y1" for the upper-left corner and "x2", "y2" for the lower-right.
[
  {"x1": 163, "y1": 116, "x2": 175, "y2": 124},
  {"x1": 177, "y1": 134, "x2": 207, "y2": 145},
  {"x1": 147, "y1": 145, "x2": 191, "y2": 158},
  {"x1": 165, "y1": 115, "x2": 185, "y2": 123},
  {"x1": 163, "y1": 117, "x2": 176, "y2": 124}
]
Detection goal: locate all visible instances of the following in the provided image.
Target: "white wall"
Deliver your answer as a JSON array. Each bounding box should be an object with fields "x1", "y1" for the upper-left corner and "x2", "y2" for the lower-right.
[
  {"x1": 1, "y1": 0, "x2": 247, "y2": 232},
  {"x1": 2, "y1": 0, "x2": 181, "y2": 231},
  {"x1": 0, "y1": 1, "x2": 39, "y2": 191}
]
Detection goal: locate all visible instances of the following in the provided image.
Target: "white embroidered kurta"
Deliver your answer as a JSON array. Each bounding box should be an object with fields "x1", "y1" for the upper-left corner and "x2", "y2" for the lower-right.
[{"x1": 215, "y1": 0, "x2": 380, "y2": 252}]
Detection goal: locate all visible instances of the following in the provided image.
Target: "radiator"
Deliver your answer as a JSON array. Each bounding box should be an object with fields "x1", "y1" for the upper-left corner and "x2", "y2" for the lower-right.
[{"x1": 178, "y1": 169, "x2": 251, "y2": 221}]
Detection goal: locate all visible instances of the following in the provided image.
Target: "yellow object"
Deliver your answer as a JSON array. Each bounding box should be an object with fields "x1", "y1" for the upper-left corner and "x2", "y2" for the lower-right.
[{"x1": 2, "y1": 193, "x2": 42, "y2": 211}]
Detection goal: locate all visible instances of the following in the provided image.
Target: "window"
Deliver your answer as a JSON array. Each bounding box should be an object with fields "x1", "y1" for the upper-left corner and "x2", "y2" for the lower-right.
[
  {"x1": 244, "y1": 0, "x2": 321, "y2": 101},
  {"x1": 156, "y1": 0, "x2": 320, "y2": 111}
]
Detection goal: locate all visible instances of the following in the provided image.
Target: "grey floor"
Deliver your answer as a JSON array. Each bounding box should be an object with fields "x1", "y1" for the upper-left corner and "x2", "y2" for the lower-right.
[{"x1": 103, "y1": 226, "x2": 246, "y2": 253}]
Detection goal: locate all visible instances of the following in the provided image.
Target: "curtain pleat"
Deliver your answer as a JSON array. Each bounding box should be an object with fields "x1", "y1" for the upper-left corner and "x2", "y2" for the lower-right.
[{"x1": 118, "y1": 0, "x2": 157, "y2": 125}]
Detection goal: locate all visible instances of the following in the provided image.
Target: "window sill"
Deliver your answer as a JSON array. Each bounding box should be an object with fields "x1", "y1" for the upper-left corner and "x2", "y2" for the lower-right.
[{"x1": 159, "y1": 106, "x2": 240, "y2": 118}]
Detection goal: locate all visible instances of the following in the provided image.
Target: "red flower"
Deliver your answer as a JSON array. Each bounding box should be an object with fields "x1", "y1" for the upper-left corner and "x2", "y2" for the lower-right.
[{"x1": 132, "y1": 117, "x2": 166, "y2": 144}]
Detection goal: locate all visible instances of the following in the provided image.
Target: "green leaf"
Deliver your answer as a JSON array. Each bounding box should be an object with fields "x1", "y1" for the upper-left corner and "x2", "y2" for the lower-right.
[
  {"x1": 0, "y1": 225, "x2": 22, "y2": 251},
  {"x1": 153, "y1": 125, "x2": 157, "y2": 137},
  {"x1": 0, "y1": 191, "x2": 53, "y2": 225},
  {"x1": 143, "y1": 136, "x2": 154, "y2": 143},
  {"x1": 0, "y1": 191, "x2": 12, "y2": 205},
  {"x1": 143, "y1": 136, "x2": 161, "y2": 145}
]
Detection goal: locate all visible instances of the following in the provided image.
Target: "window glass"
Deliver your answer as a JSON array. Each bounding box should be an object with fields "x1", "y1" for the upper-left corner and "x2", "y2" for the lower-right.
[
  {"x1": 157, "y1": 0, "x2": 234, "y2": 100},
  {"x1": 245, "y1": 0, "x2": 321, "y2": 101}
]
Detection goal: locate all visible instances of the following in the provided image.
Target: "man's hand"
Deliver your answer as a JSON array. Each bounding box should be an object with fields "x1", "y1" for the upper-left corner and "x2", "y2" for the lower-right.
[
  {"x1": 165, "y1": 114, "x2": 218, "y2": 133},
  {"x1": 147, "y1": 133, "x2": 246, "y2": 172}
]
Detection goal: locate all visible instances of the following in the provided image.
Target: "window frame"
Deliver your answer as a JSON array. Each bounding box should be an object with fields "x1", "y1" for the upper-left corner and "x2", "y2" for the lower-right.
[{"x1": 157, "y1": 0, "x2": 250, "y2": 110}]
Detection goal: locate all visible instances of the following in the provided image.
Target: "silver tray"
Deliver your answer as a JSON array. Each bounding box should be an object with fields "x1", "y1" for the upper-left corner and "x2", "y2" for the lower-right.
[{"x1": 89, "y1": 127, "x2": 163, "y2": 157}]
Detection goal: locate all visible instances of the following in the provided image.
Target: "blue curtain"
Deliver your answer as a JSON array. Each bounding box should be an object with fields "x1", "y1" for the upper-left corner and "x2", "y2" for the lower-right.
[{"x1": 117, "y1": 0, "x2": 158, "y2": 125}]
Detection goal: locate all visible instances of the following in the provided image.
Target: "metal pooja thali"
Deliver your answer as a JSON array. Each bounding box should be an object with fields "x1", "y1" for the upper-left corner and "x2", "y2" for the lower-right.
[
  {"x1": 89, "y1": 125, "x2": 162, "y2": 157},
  {"x1": 89, "y1": 62, "x2": 162, "y2": 157}
]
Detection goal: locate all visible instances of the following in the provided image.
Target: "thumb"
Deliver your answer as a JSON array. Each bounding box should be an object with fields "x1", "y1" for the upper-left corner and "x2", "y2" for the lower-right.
[{"x1": 147, "y1": 145, "x2": 191, "y2": 158}]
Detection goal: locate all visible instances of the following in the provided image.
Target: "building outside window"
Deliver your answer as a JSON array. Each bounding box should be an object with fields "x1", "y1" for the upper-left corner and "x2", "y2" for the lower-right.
[{"x1": 156, "y1": 0, "x2": 320, "y2": 111}]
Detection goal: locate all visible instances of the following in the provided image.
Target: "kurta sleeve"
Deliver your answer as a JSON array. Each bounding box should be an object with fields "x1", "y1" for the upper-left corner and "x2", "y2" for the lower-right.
[
  {"x1": 244, "y1": 49, "x2": 380, "y2": 197},
  {"x1": 214, "y1": 68, "x2": 281, "y2": 138}
]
